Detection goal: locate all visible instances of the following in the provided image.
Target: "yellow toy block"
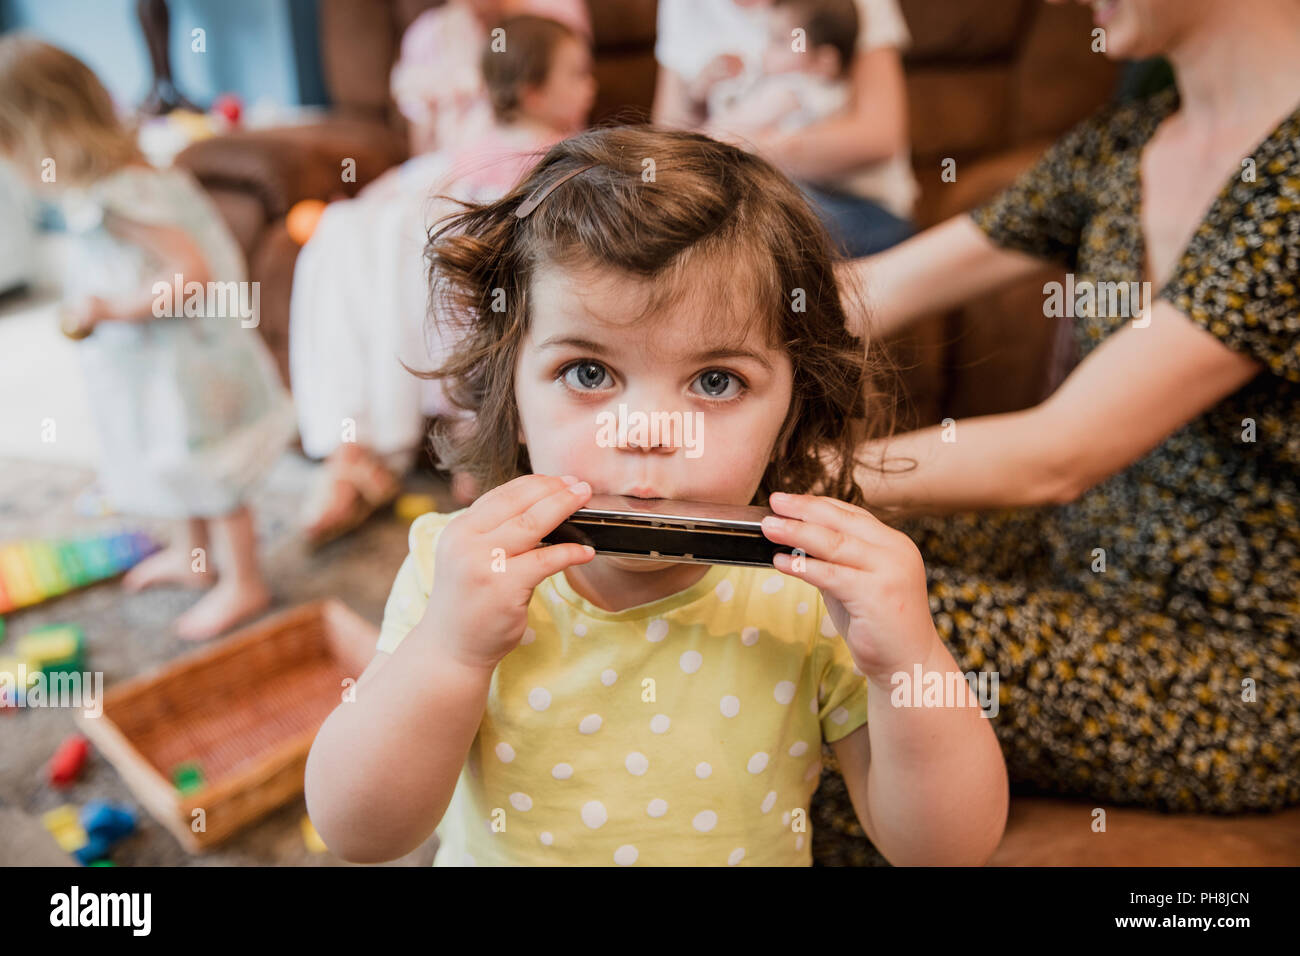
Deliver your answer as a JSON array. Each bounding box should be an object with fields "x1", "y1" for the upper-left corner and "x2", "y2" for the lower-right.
[
  {"x1": 301, "y1": 815, "x2": 327, "y2": 853},
  {"x1": 394, "y1": 493, "x2": 437, "y2": 523},
  {"x1": 17, "y1": 626, "x2": 80, "y2": 669},
  {"x1": 41, "y1": 804, "x2": 78, "y2": 833}
]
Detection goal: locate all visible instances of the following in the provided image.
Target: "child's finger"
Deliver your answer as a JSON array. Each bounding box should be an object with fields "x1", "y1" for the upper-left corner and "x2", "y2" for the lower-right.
[
  {"x1": 773, "y1": 550, "x2": 857, "y2": 597},
  {"x1": 515, "y1": 540, "x2": 596, "y2": 586},
  {"x1": 493, "y1": 477, "x2": 592, "y2": 554},
  {"x1": 467, "y1": 473, "x2": 575, "y2": 532},
  {"x1": 761, "y1": 512, "x2": 876, "y2": 572},
  {"x1": 768, "y1": 492, "x2": 894, "y2": 547}
]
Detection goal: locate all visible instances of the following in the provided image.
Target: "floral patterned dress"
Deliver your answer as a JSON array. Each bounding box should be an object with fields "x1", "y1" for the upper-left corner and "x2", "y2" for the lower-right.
[{"x1": 812, "y1": 87, "x2": 1300, "y2": 865}]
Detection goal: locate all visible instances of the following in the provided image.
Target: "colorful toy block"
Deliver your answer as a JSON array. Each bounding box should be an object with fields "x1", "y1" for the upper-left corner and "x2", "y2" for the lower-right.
[
  {"x1": 41, "y1": 804, "x2": 88, "y2": 852},
  {"x1": 301, "y1": 815, "x2": 327, "y2": 854},
  {"x1": 80, "y1": 801, "x2": 136, "y2": 843},
  {"x1": 171, "y1": 761, "x2": 205, "y2": 794},
  {"x1": 394, "y1": 493, "x2": 438, "y2": 523},
  {"x1": 48, "y1": 734, "x2": 90, "y2": 787},
  {"x1": 73, "y1": 835, "x2": 112, "y2": 866},
  {"x1": 17, "y1": 624, "x2": 84, "y2": 674},
  {"x1": 0, "y1": 531, "x2": 158, "y2": 614}
]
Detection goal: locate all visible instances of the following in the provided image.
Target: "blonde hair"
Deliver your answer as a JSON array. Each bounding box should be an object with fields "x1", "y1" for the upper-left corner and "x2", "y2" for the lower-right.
[{"x1": 0, "y1": 35, "x2": 143, "y2": 187}]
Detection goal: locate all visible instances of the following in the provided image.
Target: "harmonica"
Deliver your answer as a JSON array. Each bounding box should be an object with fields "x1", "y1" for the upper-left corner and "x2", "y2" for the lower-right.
[{"x1": 541, "y1": 494, "x2": 797, "y2": 568}]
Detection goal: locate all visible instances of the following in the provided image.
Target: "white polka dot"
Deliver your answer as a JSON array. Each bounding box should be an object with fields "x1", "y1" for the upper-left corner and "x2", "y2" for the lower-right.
[
  {"x1": 747, "y1": 752, "x2": 770, "y2": 774},
  {"x1": 820, "y1": 613, "x2": 838, "y2": 637},
  {"x1": 693, "y1": 810, "x2": 718, "y2": 832},
  {"x1": 720, "y1": 695, "x2": 740, "y2": 718},
  {"x1": 574, "y1": 621, "x2": 588, "y2": 637},
  {"x1": 741, "y1": 626, "x2": 759, "y2": 646},
  {"x1": 715, "y1": 578, "x2": 735, "y2": 602},
  {"x1": 552, "y1": 763, "x2": 573, "y2": 780},
  {"x1": 625, "y1": 752, "x2": 649, "y2": 775},
  {"x1": 679, "y1": 650, "x2": 703, "y2": 674},
  {"x1": 804, "y1": 761, "x2": 822, "y2": 781},
  {"x1": 646, "y1": 618, "x2": 668, "y2": 642},
  {"x1": 528, "y1": 687, "x2": 551, "y2": 711},
  {"x1": 614, "y1": 845, "x2": 638, "y2": 865},
  {"x1": 795, "y1": 835, "x2": 805, "y2": 851},
  {"x1": 520, "y1": 627, "x2": 536, "y2": 645},
  {"x1": 761, "y1": 574, "x2": 784, "y2": 593},
  {"x1": 773, "y1": 681, "x2": 796, "y2": 705},
  {"x1": 830, "y1": 706, "x2": 850, "y2": 725},
  {"x1": 760, "y1": 790, "x2": 777, "y2": 813},
  {"x1": 782, "y1": 811, "x2": 791, "y2": 826},
  {"x1": 788, "y1": 741, "x2": 809, "y2": 757},
  {"x1": 796, "y1": 601, "x2": 808, "y2": 614},
  {"x1": 540, "y1": 831, "x2": 553, "y2": 846},
  {"x1": 495, "y1": 742, "x2": 515, "y2": 763},
  {"x1": 579, "y1": 714, "x2": 602, "y2": 734},
  {"x1": 581, "y1": 801, "x2": 607, "y2": 828},
  {"x1": 649, "y1": 714, "x2": 670, "y2": 734},
  {"x1": 647, "y1": 799, "x2": 668, "y2": 818},
  {"x1": 809, "y1": 696, "x2": 818, "y2": 715},
  {"x1": 600, "y1": 668, "x2": 617, "y2": 686},
  {"x1": 695, "y1": 762, "x2": 712, "y2": 779},
  {"x1": 728, "y1": 848, "x2": 745, "y2": 865},
  {"x1": 509, "y1": 792, "x2": 532, "y2": 811}
]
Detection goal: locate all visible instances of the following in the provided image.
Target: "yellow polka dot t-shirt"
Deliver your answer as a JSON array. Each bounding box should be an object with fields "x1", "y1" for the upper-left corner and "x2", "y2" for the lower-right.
[{"x1": 377, "y1": 509, "x2": 872, "y2": 866}]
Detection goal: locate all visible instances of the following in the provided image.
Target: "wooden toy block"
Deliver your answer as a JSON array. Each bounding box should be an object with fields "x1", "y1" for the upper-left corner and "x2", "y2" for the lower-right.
[
  {"x1": 49, "y1": 734, "x2": 91, "y2": 787},
  {"x1": 81, "y1": 801, "x2": 136, "y2": 843},
  {"x1": 171, "y1": 762, "x2": 205, "y2": 794},
  {"x1": 17, "y1": 625, "x2": 85, "y2": 672},
  {"x1": 73, "y1": 834, "x2": 111, "y2": 866},
  {"x1": 52, "y1": 823, "x2": 89, "y2": 852},
  {"x1": 301, "y1": 815, "x2": 327, "y2": 853}
]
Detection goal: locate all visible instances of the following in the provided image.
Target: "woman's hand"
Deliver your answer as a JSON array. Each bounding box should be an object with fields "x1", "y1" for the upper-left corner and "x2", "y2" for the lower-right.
[
  {"x1": 426, "y1": 473, "x2": 596, "y2": 671},
  {"x1": 761, "y1": 492, "x2": 938, "y2": 684}
]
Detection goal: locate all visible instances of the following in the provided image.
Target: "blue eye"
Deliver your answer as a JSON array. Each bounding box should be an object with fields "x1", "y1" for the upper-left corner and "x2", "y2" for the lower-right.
[
  {"x1": 693, "y1": 369, "x2": 742, "y2": 400},
  {"x1": 562, "y1": 360, "x2": 611, "y2": 390}
]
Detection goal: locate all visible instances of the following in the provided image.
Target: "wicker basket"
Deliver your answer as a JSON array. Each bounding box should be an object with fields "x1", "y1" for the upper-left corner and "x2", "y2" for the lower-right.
[{"x1": 77, "y1": 600, "x2": 377, "y2": 852}]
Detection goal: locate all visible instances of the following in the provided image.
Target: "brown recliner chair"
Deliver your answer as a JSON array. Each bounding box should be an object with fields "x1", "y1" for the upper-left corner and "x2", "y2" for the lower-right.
[{"x1": 174, "y1": 0, "x2": 1300, "y2": 864}]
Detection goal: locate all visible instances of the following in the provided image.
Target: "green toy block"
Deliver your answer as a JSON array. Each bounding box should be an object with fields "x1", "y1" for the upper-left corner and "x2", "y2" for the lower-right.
[
  {"x1": 17, "y1": 625, "x2": 85, "y2": 675},
  {"x1": 171, "y1": 762, "x2": 205, "y2": 794},
  {"x1": 89, "y1": 860, "x2": 117, "y2": 867}
]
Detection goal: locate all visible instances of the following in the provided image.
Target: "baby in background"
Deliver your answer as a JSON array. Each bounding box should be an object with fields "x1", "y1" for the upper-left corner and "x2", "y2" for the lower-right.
[{"x1": 709, "y1": 0, "x2": 861, "y2": 137}]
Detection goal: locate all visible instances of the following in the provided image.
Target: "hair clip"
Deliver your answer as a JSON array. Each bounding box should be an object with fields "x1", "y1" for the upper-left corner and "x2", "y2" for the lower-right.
[{"x1": 514, "y1": 162, "x2": 598, "y2": 218}]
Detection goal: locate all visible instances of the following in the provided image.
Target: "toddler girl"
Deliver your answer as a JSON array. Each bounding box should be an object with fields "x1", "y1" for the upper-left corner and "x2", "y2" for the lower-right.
[
  {"x1": 0, "y1": 37, "x2": 295, "y2": 640},
  {"x1": 305, "y1": 126, "x2": 1007, "y2": 865}
]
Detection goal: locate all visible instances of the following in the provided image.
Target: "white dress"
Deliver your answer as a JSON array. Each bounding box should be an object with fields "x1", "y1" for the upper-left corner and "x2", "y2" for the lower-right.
[{"x1": 59, "y1": 166, "x2": 297, "y2": 519}]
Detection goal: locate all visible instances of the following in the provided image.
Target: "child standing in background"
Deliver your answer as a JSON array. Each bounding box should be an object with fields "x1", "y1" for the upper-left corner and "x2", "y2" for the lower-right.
[{"x1": 0, "y1": 36, "x2": 296, "y2": 641}]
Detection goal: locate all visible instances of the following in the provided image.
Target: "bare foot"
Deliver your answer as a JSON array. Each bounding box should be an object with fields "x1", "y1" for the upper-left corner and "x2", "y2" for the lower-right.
[
  {"x1": 174, "y1": 578, "x2": 271, "y2": 641},
  {"x1": 122, "y1": 546, "x2": 215, "y2": 592},
  {"x1": 301, "y1": 475, "x2": 363, "y2": 542}
]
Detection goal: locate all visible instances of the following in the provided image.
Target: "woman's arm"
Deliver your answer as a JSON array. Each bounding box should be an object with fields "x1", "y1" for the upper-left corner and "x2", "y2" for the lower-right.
[
  {"x1": 846, "y1": 300, "x2": 1266, "y2": 516},
  {"x1": 754, "y1": 47, "x2": 907, "y2": 180},
  {"x1": 839, "y1": 215, "x2": 1050, "y2": 341}
]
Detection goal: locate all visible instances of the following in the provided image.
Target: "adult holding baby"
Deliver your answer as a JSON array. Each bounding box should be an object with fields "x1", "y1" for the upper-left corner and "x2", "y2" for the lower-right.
[
  {"x1": 815, "y1": 0, "x2": 1300, "y2": 864},
  {"x1": 653, "y1": 0, "x2": 919, "y2": 257}
]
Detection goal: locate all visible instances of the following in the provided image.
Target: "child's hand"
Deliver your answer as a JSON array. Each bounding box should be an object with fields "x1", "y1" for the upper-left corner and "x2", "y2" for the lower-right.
[
  {"x1": 59, "y1": 296, "x2": 110, "y2": 339},
  {"x1": 426, "y1": 473, "x2": 596, "y2": 671},
  {"x1": 761, "y1": 493, "x2": 939, "y2": 684}
]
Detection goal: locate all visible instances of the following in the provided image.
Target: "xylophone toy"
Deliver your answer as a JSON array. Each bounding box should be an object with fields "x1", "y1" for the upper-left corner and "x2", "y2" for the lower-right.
[{"x1": 0, "y1": 530, "x2": 158, "y2": 614}]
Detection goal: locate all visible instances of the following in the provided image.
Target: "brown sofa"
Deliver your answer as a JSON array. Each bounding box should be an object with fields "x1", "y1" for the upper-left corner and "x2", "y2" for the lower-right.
[{"x1": 175, "y1": 0, "x2": 1300, "y2": 865}]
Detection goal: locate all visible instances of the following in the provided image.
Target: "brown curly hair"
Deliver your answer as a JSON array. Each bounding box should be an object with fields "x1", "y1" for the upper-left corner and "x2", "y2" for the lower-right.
[{"x1": 417, "y1": 125, "x2": 904, "y2": 511}]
